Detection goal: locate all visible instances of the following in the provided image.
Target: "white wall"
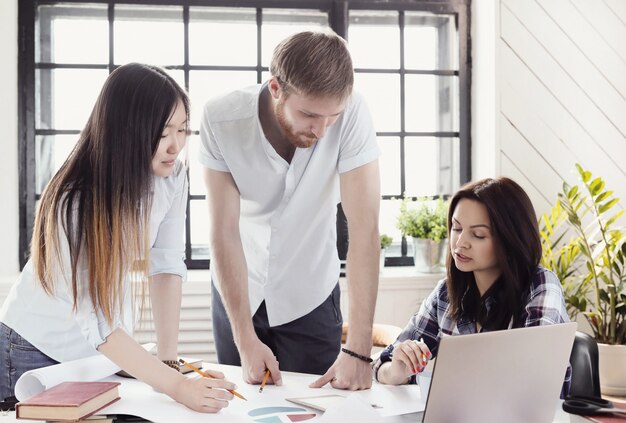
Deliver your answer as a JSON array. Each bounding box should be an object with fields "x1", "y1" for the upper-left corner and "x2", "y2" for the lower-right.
[
  {"x1": 0, "y1": 0, "x2": 19, "y2": 287},
  {"x1": 496, "y1": 0, "x2": 626, "y2": 217},
  {"x1": 471, "y1": 0, "x2": 500, "y2": 180}
]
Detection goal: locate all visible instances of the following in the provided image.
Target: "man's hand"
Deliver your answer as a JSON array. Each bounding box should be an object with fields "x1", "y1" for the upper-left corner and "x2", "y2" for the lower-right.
[
  {"x1": 239, "y1": 337, "x2": 282, "y2": 386},
  {"x1": 309, "y1": 351, "x2": 372, "y2": 390}
]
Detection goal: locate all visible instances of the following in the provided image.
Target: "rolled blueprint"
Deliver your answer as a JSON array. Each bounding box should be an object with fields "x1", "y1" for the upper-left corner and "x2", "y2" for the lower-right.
[{"x1": 14, "y1": 343, "x2": 155, "y2": 400}]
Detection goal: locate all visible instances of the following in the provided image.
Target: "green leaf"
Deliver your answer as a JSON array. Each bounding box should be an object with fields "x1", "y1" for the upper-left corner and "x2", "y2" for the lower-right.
[
  {"x1": 605, "y1": 210, "x2": 626, "y2": 228},
  {"x1": 576, "y1": 164, "x2": 591, "y2": 183},
  {"x1": 599, "y1": 289, "x2": 610, "y2": 303},
  {"x1": 598, "y1": 198, "x2": 619, "y2": 214},
  {"x1": 595, "y1": 191, "x2": 612, "y2": 203},
  {"x1": 590, "y1": 179, "x2": 605, "y2": 196},
  {"x1": 578, "y1": 240, "x2": 590, "y2": 257}
]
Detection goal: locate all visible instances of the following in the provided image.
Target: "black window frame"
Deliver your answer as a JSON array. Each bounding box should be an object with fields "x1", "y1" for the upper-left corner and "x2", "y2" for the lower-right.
[{"x1": 18, "y1": 0, "x2": 471, "y2": 270}]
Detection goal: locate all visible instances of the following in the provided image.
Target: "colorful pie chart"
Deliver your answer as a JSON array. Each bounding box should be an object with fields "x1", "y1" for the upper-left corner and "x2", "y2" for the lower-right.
[{"x1": 248, "y1": 406, "x2": 317, "y2": 422}]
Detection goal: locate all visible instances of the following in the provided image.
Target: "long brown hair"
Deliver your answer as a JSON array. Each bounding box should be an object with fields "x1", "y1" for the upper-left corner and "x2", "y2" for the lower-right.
[
  {"x1": 446, "y1": 177, "x2": 542, "y2": 330},
  {"x1": 31, "y1": 63, "x2": 189, "y2": 324}
]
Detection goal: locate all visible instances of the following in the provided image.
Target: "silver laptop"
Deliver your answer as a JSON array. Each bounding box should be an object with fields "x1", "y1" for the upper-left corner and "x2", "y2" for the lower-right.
[{"x1": 420, "y1": 322, "x2": 577, "y2": 423}]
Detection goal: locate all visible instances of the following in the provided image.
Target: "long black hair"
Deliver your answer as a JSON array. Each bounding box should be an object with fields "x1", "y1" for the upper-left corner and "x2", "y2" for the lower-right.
[
  {"x1": 32, "y1": 63, "x2": 190, "y2": 324},
  {"x1": 446, "y1": 177, "x2": 542, "y2": 330}
]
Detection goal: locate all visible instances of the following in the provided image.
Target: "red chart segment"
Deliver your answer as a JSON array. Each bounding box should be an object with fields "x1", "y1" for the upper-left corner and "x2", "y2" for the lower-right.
[{"x1": 287, "y1": 414, "x2": 316, "y2": 422}]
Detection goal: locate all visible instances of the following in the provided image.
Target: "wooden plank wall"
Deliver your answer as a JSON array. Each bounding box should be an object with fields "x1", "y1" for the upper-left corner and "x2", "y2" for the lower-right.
[{"x1": 498, "y1": 0, "x2": 626, "y2": 217}]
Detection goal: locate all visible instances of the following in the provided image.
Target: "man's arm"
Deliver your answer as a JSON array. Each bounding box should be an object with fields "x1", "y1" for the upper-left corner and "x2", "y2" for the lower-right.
[
  {"x1": 311, "y1": 160, "x2": 380, "y2": 390},
  {"x1": 150, "y1": 273, "x2": 182, "y2": 361},
  {"x1": 203, "y1": 168, "x2": 281, "y2": 385}
]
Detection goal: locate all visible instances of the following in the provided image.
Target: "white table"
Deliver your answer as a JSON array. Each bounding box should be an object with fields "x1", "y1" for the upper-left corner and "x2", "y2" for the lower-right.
[{"x1": 0, "y1": 361, "x2": 593, "y2": 423}]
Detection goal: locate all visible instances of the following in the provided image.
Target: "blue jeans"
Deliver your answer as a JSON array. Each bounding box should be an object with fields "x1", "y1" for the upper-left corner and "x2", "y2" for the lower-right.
[{"x1": 0, "y1": 322, "x2": 58, "y2": 400}]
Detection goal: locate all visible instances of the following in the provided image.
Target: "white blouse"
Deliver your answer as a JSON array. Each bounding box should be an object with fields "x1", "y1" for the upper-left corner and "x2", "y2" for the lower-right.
[{"x1": 0, "y1": 162, "x2": 188, "y2": 362}]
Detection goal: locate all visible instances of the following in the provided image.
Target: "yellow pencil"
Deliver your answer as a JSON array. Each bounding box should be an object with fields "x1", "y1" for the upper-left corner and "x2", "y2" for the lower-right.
[
  {"x1": 178, "y1": 359, "x2": 247, "y2": 401},
  {"x1": 259, "y1": 369, "x2": 271, "y2": 393}
]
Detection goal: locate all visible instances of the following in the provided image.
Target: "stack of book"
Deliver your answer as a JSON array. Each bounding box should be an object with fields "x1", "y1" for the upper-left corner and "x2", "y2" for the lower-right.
[{"x1": 15, "y1": 381, "x2": 120, "y2": 422}]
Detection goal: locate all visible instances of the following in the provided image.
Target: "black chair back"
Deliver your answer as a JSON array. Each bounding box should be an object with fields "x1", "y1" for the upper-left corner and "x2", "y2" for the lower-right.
[{"x1": 568, "y1": 331, "x2": 601, "y2": 398}]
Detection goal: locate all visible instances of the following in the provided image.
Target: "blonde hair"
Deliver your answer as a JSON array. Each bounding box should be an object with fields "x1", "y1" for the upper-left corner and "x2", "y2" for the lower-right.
[{"x1": 270, "y1": 31, "x2": 353, "y2": 100}]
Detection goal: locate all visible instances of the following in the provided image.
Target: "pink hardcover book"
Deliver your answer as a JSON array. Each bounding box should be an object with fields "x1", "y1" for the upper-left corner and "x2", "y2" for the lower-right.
[{"x1": 16, "y1": 381, "x2": 120, "y2": 421}]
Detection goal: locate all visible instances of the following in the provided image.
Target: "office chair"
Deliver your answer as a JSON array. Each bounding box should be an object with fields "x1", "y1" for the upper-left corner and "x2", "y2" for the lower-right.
[
  {"x1": 341, "y1": 322, "x2": 402, "y2": 348},
  {"x1": 568, "y1": 331, "x2": 601, "y2": 398}
]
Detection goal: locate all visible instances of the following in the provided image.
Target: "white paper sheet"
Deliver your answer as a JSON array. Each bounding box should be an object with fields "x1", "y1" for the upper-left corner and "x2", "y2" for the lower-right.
[
  {"x1": 15, "y1": 356, "x2": 425, "y2": 422},
  {"x1": 319, "y1": 395, "x2": 386, "y2": 422},
  {"x1": 13, "y1": 343, "x2": 155, "y2": 401},
  {"x1": 100, "y1": 364, "x2": 425, "y2": 422}
]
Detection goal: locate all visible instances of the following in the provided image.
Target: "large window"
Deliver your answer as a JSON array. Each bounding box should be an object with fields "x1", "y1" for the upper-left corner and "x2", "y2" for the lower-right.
[{"x1": 18, "y1": 0, "x2": 470, "y2": 269}]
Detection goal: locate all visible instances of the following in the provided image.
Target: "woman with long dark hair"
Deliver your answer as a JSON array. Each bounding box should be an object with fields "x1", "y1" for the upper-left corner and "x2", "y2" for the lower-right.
[
  {"x1": 373, "y1": 177, "x2": 571, "y2": 396},
  {"x1": 0, "y1": 63, "x2": 235, "y2": 412}
]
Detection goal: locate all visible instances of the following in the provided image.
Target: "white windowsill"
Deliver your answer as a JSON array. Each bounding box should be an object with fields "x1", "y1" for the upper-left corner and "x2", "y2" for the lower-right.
[{"x1": 0, "y1": 266, "x2": 445, "y2": 301}]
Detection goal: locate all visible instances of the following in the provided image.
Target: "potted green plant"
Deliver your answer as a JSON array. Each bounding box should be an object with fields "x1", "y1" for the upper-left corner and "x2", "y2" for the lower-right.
[
  {"x1": 397, "y1": 196, "x2": 448, "y2": 273},
  {"x1": 380, "y1": 234, "x2": 393, "y2": 272},
  {"x1": 539, "y1": 164, "x2": 626, "y2": 395}
]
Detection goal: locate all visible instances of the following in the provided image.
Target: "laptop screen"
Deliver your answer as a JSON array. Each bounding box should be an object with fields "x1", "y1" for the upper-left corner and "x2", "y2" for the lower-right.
[{"x1": 420, "y1": 323, "x2": 576, "y2": 423}]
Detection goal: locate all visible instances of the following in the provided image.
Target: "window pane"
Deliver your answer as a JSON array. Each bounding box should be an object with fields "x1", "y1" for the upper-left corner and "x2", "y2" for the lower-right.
[
  {"x1": 190, "y1": 199, "x2": 210, "y2": 249},
  {"x1": 379, "y1": 198, "x2": 403, "y2": 247},
  {"x1": 35, "y1": 134, "x2": 79, "y2": 194},
  {"x1": 378, "y1": 136, "x2": 400, "y2": 196},
  {"x1": 38, "y1": 4, "x2": 108, "y2": 64},
  {"x1": 114, "y1": 5, "x2": 183, "y2": 66},
  {"x1": 189, "y1": 7, "x2": 257, "y2": 66},
  {"x1": 405, "y1": 75, "x2": 458, "y2": 132},
  {"x1": 405, "y1": 12, "x2": 458, "y2": 70},
  {"x1": 163, "y1": 68, "x2": 185, "y2": 88},
  {"x1": 354, "y1": 73, "x2": 400, "y2": 132},
  {"x1": 188, "y1": 135, "x2": 206, "y2": 196},
  {"x1": 188, "y1": 70, "x2": 257, "y2": 131},
  {"x1": 36, "y1": 69, "x2": 109, "y2": 130},
  {"x1": 348, "y1": 11, "x2": 399, "y2": 69},
  {"x1": 404, "y1": 137, "x2": 459, "y2": 197},
  {"x1": 261, "y1": 9, "x2": 329, "y2": 66}
]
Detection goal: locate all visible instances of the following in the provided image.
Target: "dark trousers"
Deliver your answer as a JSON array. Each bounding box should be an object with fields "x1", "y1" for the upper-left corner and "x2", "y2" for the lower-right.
[{"x1": 211, "y1": 282, "x2": 343, "y2": 375}]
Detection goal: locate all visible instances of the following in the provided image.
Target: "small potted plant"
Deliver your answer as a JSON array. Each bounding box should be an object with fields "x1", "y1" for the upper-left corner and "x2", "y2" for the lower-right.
[
  {"x1": 380, "y1": 233, "x2": 393, "y2": 272},
  {"x1": 397, "y1": 196, "x2": 448, "y2": 273},
  {"x1": 540, "y1": 164, "x2": 625, "y2": 395}
]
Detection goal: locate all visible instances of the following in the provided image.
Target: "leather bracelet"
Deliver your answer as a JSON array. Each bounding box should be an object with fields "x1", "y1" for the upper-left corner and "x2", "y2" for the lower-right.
[
  {"x1": 341, "y1": 347, "x2": 373, "y2": 363},
  {"x1": 162, "y1": 360, "x2": 180, "y2": 372}
]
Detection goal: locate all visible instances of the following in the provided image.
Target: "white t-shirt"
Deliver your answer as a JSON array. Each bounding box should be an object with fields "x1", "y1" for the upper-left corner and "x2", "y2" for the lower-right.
[
  {"x1": 0, "y1": 162, "x2": 188, "y2": 362},
  {"x1": 199, "y1": 85, "x2": 379, "y2": 326}
]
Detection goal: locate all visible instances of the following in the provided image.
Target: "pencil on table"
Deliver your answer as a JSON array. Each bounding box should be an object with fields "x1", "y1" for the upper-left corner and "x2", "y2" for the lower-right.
[
  {"x1": 259, "y1": 369, "x2": 271, "y2": 393},
  {"x1": 178, "y1": 359, "x2": 247, "y2": 401}
]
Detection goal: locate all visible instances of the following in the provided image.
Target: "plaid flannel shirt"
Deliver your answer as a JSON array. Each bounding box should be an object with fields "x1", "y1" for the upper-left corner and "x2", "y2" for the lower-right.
[{"x1": 373, "y1": 266, "x2": 572, "y2": 398}]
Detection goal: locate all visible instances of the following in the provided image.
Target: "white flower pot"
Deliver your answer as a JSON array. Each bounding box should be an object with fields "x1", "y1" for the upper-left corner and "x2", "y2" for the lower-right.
[
  {"x1": 598, "y1": 343, "x2": 626, "y2": 396},
  {"x1": 412, "y1": 238, "x2": 447, "y2": 273},
  {"x1": 379, "y1": 248, "x2": 386, "y2": 274}
]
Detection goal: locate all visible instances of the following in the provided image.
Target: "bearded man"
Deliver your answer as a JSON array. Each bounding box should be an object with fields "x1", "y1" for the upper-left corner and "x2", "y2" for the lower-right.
[{"x1": 199, "y1": 30, "x2": 380, "y2": 391}]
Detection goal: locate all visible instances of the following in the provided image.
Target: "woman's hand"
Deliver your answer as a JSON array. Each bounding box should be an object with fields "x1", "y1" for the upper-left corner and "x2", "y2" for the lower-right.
[
  {"x1": 378, "y1": 339, "x2": 432, "y2": 385},
  {"x1": 172, "y1": 370, "x2": 237, "y2": 413}
]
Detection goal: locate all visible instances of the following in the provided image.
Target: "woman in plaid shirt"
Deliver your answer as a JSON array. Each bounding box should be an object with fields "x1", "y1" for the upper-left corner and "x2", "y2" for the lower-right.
[{"x1": 374, "y1": 177, "x2": 571, "y2": 396}]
